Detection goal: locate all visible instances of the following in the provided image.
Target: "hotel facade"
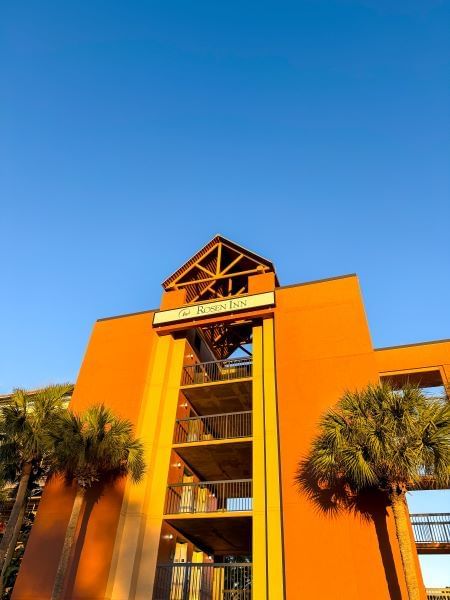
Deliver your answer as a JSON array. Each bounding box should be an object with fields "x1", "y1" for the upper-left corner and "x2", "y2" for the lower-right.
[{"x1": 12, "y1": 236, "x2": 450, "y2": 599}]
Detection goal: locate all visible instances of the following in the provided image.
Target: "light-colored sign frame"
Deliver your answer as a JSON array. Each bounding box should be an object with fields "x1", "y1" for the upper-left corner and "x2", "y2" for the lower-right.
[{"x1": 153, "y1": 291, "x2": 275, "y2": 326}]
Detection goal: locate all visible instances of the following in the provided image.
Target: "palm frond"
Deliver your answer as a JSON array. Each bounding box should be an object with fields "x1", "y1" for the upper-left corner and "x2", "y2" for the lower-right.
[
  {"x1": 298, "y1": 382, "x2": 450, "y2": 499},
  {"x1": 48, "y1": 404, "x2": 145, "y2": 488}
]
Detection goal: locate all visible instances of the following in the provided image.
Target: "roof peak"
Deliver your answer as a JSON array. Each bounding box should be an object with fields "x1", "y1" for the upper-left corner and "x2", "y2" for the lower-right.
[{"x1": 162, "y1": 235, "x2": 278, "y2": 303}]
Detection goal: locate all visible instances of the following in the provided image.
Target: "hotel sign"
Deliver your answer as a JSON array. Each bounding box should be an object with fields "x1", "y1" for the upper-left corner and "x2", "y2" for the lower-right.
[{"x1": 153, "y1": 291, "x2": 275, "y2": 326}]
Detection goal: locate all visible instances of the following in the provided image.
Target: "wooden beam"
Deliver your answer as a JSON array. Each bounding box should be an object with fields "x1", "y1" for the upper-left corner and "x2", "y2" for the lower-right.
[
  {"x1": 220, "y1": 240, "x2": 269, "y2": 270},
  {"x1": 216, "y1": 242, "x2": 222, "y2": 275},
  {"x1": 174, "y1": 266, "x2": 267, "y2": 289},
  {"x1": 180, "y1": 255, "x2": 246, "y2": 292},
  {"x1": 219, "y1": 252, "x2": 245, "y2": 277},
  {"x1": 190, "y1": 254, "x2": 245, "y2": 301},
  {"x1": 167, "y1": 244, "x2": 218, "y2": 288},
  {"x1": 196, "y1": 263, "x2": 216, "y2": 277}
]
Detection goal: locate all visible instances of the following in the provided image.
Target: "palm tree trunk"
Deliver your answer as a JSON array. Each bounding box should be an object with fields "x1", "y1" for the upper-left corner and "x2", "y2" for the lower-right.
[
  {"x1": 0, "y1": 500, "x2": 27, "y2": 595},
  {"x1": 51, "y1": 486, "x2": 86, "y2": 600},
  {"x1": 0, "y1": 462, "x2": 32, "y2": 570},
  {"x1": 390, "y1": 492, "x2": 421, "y2": 600}
]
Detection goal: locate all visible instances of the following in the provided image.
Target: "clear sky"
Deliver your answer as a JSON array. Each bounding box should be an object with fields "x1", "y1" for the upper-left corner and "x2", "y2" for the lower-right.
[{"x1": 1, "y1": 0, "x2": 449, "y2": 586}]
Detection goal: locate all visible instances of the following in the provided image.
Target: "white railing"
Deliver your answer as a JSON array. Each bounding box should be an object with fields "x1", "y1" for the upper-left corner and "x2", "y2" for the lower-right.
[{"x1": 427, "y1": 589, "x2": 450, "y2": 599}]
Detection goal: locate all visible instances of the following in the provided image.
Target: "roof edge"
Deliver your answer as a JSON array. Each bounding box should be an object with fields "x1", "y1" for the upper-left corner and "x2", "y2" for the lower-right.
[
  {"x1": 375, "y1": 338, "x2": 450, "y2": 352},
  {"x1": 97, "y1": 308, "x2": 158, "y2": 323},
  {"x1": 162, "y1": 234, "x2": 278, "y2": 288},
  {"x1": 276, "y1": 273, "x2": 358, "y2": 291}
]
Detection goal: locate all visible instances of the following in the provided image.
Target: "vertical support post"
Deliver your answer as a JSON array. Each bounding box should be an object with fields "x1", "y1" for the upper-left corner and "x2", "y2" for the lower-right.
[
  {"x1": 252, "y1": 319, "x2": 285, "y2": 599},
  {"x1": 106, "y1": 334, "x2": 185, "y2": 600},
  {"x1": 262, "y1": 318, "x2": 285, "y2": 600},
  {"x1": 252, "y1": 324, "x2": 268, "y2": 600}
]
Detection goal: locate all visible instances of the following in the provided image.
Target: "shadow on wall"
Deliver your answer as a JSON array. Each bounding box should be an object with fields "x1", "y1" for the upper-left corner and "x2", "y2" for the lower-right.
[
  {"x1": 62, "y1": 478, "x2": 112, "y2": 599},
  {"x1": 296, "y1": 461, "x2": 402, "y2": 600}
]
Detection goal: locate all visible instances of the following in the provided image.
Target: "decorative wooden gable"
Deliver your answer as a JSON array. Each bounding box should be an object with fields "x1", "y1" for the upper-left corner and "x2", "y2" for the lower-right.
[
  {"x1": 162, "y1": 236, "x2": 277, "y2": 359},
  {"x1": 163, "y1": 235, "x2": 277, "y2": 304}
]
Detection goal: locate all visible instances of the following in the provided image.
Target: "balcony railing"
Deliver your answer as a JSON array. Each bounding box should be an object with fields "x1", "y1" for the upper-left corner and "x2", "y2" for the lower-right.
[
  {"x1": 174, "y1": 411, "x2": 252, "y2": 444},
  {"x1": 165, "y1": 480, "x2": 252, "y2": 515},
  {"x1": 427, "y1": 590, "x2": 450, "y2": 600},
  {"x1": 411, "y1": 513, "x2": 450, "y2": 545},
  {"x1": 181, "y1": 358, "x2": 252, "y2": 386},
  {"x1": 153, "y1": 563, "x2": 251, "y2": 600}
]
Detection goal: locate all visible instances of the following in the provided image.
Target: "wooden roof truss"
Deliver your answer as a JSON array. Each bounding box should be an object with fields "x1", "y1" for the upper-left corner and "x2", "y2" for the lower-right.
[
  {"x1": 163, "y1": 236, "x2": 276, "y2": 359},
  {"x1": 163, "y1": 236, "x2": 275, "y2": 304}
]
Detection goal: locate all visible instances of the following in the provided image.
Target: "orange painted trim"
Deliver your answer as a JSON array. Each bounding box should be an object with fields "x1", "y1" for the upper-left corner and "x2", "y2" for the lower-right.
[
  {"x1": 375, "y1": 338, "x2": 450, "y2": 351},
  {"x1": 164, "y1": 511, "x2": 252, "y2": 520}
]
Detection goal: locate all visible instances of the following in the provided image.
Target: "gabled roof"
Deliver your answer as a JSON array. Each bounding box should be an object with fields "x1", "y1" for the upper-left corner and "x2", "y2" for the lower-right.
[{"x1": 162, "y1": 235, "x2": 278, "y2": 304}]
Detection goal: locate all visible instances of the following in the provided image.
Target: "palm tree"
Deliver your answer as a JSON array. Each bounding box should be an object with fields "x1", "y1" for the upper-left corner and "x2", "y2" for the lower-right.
[
  {"x1": 296, "y1": 382, "x2": 450, "y2": 600},
  {"x1": 49, "y1": 404, "x2": 145, "y2": 600},
  {"x1": 0, "y1": 384, "x2": 72, "y2": 594}
]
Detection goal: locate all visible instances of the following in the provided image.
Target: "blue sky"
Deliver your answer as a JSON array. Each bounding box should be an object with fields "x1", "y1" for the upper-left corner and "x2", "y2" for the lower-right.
[{"x1": 1, "y1": 0, "x2": 449, "y2": 586}]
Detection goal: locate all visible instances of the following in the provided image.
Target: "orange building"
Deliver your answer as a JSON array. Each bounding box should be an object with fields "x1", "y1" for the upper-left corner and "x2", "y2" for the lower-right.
[{"x1": 12, "y1": 236, "x2": 450, "y2": 600}]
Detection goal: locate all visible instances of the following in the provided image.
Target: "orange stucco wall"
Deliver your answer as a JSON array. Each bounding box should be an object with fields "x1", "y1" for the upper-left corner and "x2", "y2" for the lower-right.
[
  {"x1": 375, "y1": 339, "x2": 450, "y2": 384},
  {"x1": 274, "y1": 276, "x2": 426, "y2": 600},
  {"x1": 12, "y1": 272, "x2": 436, "y2": 600},
  {"x1": 12, "y1": 311, "x2": 157, "y2": 600}
]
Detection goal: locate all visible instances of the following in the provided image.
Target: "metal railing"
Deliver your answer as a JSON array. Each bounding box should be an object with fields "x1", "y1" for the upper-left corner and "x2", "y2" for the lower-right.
[
  {"x1": 173, "y1": 411, "x2": 252, "y2": 444},
  {"x1": 181, "y1": 358, "x2": 252, "y2": 386},
  {"x1": 165, "y1": 480, "x2": 252, "y2": 515},
  {"x1": 427, "y1": 590, "x2": 450, "y2": 600},
  {"x1": 411, "y1": 513, "x2": 450, "y2": 545},
  {"x1": 153, "y1": 563, "x2": 251, "y2": 600}
]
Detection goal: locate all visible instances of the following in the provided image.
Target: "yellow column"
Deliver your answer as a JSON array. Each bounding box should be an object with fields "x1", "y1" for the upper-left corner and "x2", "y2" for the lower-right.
[
  {"x1": 252, "y1": 324, "x2": 268, "y2": 600},
  {"x1": 262, "y1": 318, "x2": 285, "y2": 600},
  {"x1": 107, "y1": 334, "x2": 185, "y2": 600},
  {"x1": 252, "y1": 319, "x2": 285, "y2": 600},
  {"x1": 134, "y1": 336, "x2": 185, "y2": 599}
]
